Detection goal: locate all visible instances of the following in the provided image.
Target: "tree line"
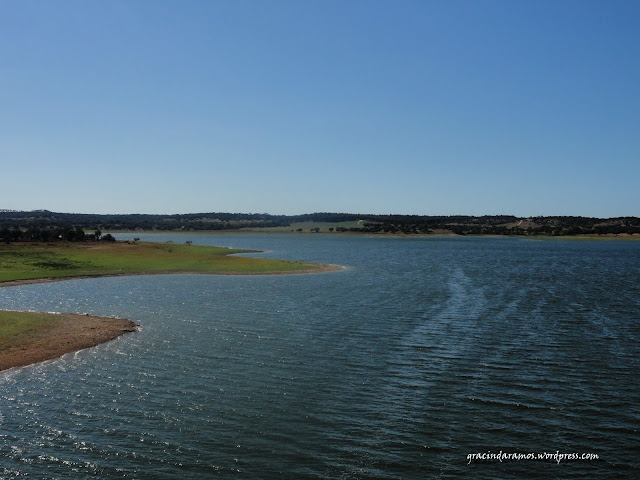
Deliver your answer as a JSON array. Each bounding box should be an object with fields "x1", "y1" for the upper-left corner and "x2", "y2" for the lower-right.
[
  {"x1": 1, "y1": 210, "x2": 639, "y2": 237},
  {"x1": 1, "y1": 226, "x2": 115, "y2": 243}
]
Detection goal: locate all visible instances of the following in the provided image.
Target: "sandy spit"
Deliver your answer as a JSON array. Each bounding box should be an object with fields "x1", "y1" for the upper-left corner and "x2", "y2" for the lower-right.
[{"x1": 0, "y1": 312, "x2": 137, "y2": 372}]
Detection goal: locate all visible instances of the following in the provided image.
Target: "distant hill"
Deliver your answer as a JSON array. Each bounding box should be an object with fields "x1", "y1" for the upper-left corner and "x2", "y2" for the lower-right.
[{"x1": 1, "y1": 210, "x2": 639, "y2": 237}]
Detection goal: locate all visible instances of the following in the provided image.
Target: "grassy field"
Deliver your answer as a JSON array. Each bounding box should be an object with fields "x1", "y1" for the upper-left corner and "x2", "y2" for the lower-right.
[
  {"x1": 0, "y1": 311, "x2": 59, "y2": 350},
  {"x1": 0, "y1": 241, "x2": 333, "y2": 284}
]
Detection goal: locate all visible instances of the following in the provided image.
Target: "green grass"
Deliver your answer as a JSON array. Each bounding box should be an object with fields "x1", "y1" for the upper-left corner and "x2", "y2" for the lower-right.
[
  {"x1": 0, "y1": 311, "x2": 59, "y2": 350},
  {"x1": 0, "y1": 241, "x2": 331, "y2": 284}
]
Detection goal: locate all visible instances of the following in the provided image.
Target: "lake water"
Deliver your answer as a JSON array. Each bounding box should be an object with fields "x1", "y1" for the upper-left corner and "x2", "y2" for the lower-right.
[{"x1": 1, "y1": 234, "x2": 639, "y2": 479}]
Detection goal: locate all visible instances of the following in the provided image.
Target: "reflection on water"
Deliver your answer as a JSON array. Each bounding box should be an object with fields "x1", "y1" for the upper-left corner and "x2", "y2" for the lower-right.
[{"x1": 1, "y1": 235, "x2": 639, "y2": 479}]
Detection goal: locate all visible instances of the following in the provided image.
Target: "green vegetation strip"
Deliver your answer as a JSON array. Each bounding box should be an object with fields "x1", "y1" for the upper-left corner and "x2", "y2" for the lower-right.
[{"x1": 0, "y1": 241, "x2": 334, "y2": 284}]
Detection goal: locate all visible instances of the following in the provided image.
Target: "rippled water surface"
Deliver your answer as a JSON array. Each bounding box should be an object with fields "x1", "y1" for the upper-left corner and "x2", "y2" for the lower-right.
[{"x1": 1, "y1": 234, "x2": 639, "y2": 479}]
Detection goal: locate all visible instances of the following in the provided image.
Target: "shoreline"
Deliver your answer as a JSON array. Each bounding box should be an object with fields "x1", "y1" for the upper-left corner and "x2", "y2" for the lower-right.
[
  {"x1": 0, "y1": 311, "x2": 137, "y2": 372},
  {"x1": 0, "y1": 263, "x2": 343, "y2": 289},
  {"x1": 0, "y1": 265, "x2": 342, "y2": 372}
]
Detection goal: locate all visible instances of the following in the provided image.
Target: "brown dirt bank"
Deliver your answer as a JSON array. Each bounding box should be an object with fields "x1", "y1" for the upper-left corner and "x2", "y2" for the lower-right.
[{"x1": 0, "y1": 312, "x2": 137, "y2": 371}]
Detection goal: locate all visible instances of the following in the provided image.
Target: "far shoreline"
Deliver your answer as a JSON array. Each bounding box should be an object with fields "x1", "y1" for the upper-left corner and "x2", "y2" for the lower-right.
[{"x1": 105, "y1": 229, "x2": 640, "y2": 240}]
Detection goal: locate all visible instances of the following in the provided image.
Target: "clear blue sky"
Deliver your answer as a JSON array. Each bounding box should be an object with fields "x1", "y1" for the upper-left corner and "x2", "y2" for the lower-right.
[{"x1": 1, "y1": 0, "x2": 638, "y2": 217}]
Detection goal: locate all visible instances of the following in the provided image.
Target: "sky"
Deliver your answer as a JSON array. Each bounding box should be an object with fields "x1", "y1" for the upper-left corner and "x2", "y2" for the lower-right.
[{"x1": 1, "y1": 0, "x2": 639, "y2": 217}]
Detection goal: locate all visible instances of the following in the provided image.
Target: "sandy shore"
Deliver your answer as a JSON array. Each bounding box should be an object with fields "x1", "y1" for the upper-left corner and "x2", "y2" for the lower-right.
[
  {"x1": 0, "y1": 275, "x2": 139, "y2": 371},
  {"x1": 0, "y1": 312, "x2": 137, "y2": 371}
]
